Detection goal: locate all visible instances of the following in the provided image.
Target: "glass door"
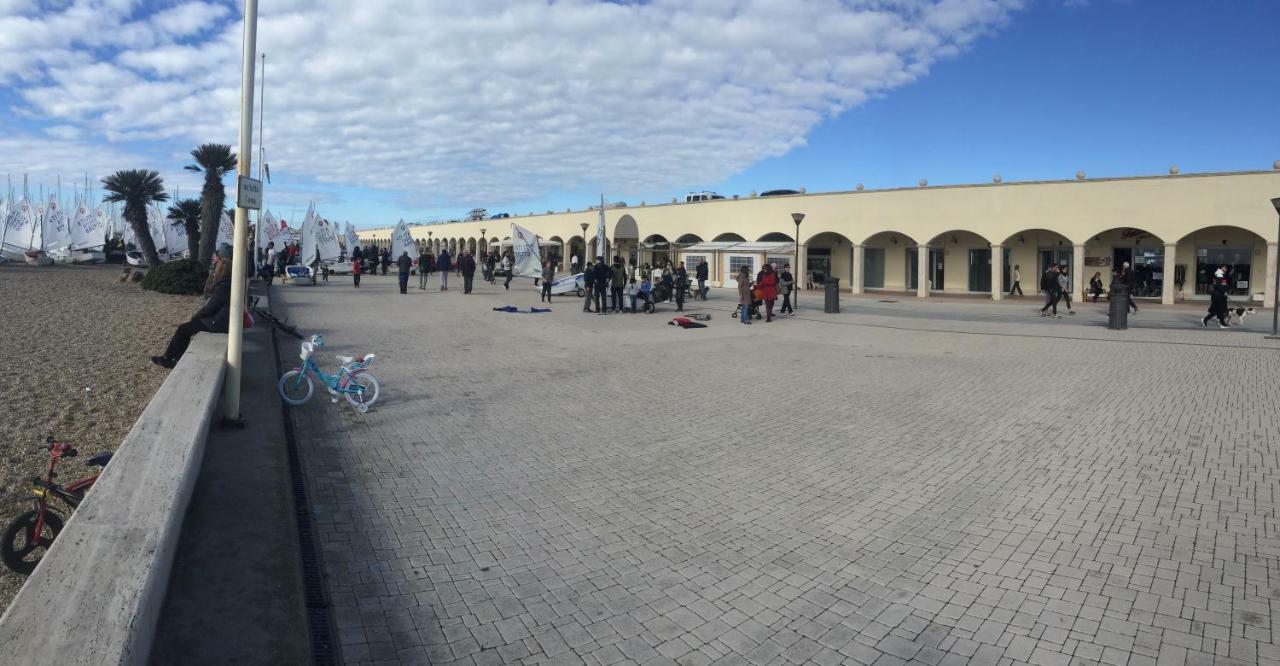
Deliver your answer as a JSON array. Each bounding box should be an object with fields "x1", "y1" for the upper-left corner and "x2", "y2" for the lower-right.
[
  {"x1": 929, "y1": 248, "x2": 944, "y2": 291},
  {"x1": 1038, "y1": 248, "x2": 1072, "y2": 292},
  {"x1": 968, "y1": 249, "x2": 991, "y2": 293},
  {"x1": 907, "y1": 247, "x2": 918, "y2": 290},
  {"x1": 863, "y1": 248, "x2": 885, "y2": 289},
  {"x1": 1196, "y1": 247, "x2": 1251, "y2": 297}
]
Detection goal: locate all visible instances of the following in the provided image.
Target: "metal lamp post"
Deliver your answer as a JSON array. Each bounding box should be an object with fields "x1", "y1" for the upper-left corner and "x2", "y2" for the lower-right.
[
  {"x1": 479, "y1": 227, "x2": 486, "y2": 256},
  {"x1": 792, "y1": 213, "x2": 805, "y2": 308},
  {"x1": 580, "y1": 222, "x2": 589, "y2": 270},
  {"x1": 224, "y1": 0, "x2": 259, "y2": 422},
  {"x1": 1269, "y1": 198, "x2": 1280, "y2": 338}
]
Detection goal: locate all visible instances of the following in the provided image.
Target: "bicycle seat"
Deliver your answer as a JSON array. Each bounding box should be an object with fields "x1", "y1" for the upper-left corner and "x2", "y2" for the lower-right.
[
  {"x1": 336, "y1": 355, "x2": 355, "y2": 364},
  {"x1": 86, "y1": 452, "x2": 112, "y2": 468}
]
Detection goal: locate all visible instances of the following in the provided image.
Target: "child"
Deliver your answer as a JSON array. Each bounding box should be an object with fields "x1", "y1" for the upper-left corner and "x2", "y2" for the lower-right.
[
  {"x1": 352, "y1": 255, "x2": 362, "y2": 288},
  {"x1": 627, "y1": 278, "x2": 639, "y2": 312},
  {"x1": 639, "y1": 277, "x2": 654, "y2": 314}
]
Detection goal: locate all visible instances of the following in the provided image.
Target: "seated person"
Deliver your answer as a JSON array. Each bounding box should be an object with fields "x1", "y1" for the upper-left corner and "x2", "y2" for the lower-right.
[{"x1": 151, "y1": 244, "x2": 233, "y2": 369}]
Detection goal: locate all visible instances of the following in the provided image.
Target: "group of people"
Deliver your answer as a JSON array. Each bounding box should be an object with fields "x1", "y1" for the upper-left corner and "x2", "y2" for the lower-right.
[
  {"x1": 574, "y1": 256, "x2": 718, "y2": 314},
  {"x1": 1026, "y1": 261, "x2": 1141, "y2": 319},
  {"x1": 734, "y1": 262, "x2": 795, "y2": 324}
]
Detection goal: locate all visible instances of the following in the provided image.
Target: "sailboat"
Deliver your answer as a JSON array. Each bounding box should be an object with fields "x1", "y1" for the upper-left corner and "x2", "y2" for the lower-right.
[{"x1": 70, "y1": 202, "x2": 106, "y2": 263}]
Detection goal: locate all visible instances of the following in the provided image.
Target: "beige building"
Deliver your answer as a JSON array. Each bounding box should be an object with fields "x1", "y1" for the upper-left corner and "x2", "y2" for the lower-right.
[{"x1": 360, "y1": 169, "x2": 1280, "y2": 306}]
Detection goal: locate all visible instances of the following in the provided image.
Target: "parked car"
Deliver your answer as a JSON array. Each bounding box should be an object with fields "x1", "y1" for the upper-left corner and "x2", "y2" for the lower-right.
[{"x1": 685, "y1": 191, "x2": 725, "y2": 202}]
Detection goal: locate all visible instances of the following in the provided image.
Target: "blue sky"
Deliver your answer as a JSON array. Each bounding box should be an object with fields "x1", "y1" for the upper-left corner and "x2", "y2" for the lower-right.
[{"x1": 1, "y1": 1, "x2": 1277, "y2": 228}]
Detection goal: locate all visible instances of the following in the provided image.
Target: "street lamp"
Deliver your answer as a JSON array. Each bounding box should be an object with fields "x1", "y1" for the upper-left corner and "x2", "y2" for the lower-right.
[
  {"x1": 580, "y1": 222, "x2": 589, "y2": 269},
  {"x1": 1269, "y1": 198, "x2": 1280, "y2": 338},
  {"x1": 479, "y1": 227, "x2": 486, "y2": 255},
  {"x1": 792, "y1": 213, "x2": 805, "y2": 308}
]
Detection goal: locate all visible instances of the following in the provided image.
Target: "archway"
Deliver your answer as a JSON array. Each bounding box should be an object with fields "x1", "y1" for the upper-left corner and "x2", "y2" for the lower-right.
[
  {"x1": 1082, "y1": 227, "x2": 1165, "y2": 299},
  {"x1": 922, "y1": 230, "x2": 993, "y2": 295},
  {"x1": 614, "y1": 215, "x2": 639, "y2": 266},
  {"x1": 999, "y1": 229, "x2": 1074, "y2": 297},
  {"x1": 1173, "y1": 225, "x2": 1269, "y2": 303},
  {"x1": 713, "y1": 232, "x2": 746, "y2": 242},
  {"x1": 567, "y1": 235, "x2": 586, "y2": 272},
  {"x1": 548, "y1": 236, "x2": 565, "y2": 269},
  {"x1": 757, "y1": 232, "x2": 794, "y2": 243},
  {"x1": 804, "y1": 232, "x2": 855, "y2": 290},
  {"x1": 467, "y1": 238, "x2": 477, "y2": 255},
  {"x1": 675, "y1": 233, "x2": 703, "y2": 245},
  {"x1": 859, "y1": 231, "x2": 920, "y2": 293},
  {"x1": 642, "y1": 234, "x2": 671, "y2": 267}
]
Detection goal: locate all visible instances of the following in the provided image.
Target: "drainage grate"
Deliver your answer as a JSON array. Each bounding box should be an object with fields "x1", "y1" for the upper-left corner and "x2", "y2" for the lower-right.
[
  {"x1": 878, "y1": 300, "x2": 899, "y2": 303},
  {"x1": 272, "y1": 327, "x2": 341, "y2": 665}
]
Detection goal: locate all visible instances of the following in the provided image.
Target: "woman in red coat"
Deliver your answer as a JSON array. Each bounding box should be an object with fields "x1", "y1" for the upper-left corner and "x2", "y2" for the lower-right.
[{"x1": 758, "y1": 263, "x2": 779, "y2": 322}]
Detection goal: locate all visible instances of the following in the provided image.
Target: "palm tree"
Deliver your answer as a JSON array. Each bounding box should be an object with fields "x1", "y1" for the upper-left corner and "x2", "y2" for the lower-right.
[
  {"x1": 167, "y1": 198, "x2": 202, "y2": 259},
  {"x1": 185, "y1": 143, "x2": 236, "y2": 264},
  {"x1": 101, "y1": 170, "x2": 169, "y2": 268}
]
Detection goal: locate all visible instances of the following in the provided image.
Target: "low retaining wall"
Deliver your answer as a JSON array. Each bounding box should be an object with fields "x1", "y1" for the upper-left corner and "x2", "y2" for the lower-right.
[{"x1": 0, "y1": 334, "x2": 227, "y2": 665}]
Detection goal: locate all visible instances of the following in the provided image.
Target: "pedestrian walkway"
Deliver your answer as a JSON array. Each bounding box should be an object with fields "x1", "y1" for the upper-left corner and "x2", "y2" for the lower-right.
[{"x1": 275, "y1": 272, "x2": 1280, "y2": 666}]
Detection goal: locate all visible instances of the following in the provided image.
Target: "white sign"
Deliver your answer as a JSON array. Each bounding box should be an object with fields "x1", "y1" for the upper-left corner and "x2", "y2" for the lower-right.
[{"x1": 237, "y1": 176, "x2": 263, "y2": 210}]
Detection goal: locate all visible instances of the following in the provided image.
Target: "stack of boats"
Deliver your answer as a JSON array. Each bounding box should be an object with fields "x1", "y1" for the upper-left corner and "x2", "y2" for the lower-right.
[{"x1": 1, "y1": 194, "x2": 112, "y2": 265}]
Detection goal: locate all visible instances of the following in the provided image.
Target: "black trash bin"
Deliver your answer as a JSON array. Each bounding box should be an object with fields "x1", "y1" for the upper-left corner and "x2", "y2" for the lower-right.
[
  {"x1": 1108, "y1": 280, "x2": 1128, "y2": 330},
  {"x1": 824, "y1": 277, "x2": 840, "y2": 313}
]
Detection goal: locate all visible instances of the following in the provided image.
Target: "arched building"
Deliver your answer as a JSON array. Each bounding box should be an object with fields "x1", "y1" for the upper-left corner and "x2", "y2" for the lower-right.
[{"x1": 359, "y1": 169, "x2": 1280, "y2": 306}]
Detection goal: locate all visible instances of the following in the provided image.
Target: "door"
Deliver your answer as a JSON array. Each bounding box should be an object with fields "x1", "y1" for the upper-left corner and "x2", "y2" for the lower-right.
[
  {"x1": 1039, "y1": 248, "x2": 1073, "y2": 292},
  {"x1": 863, "y1": 247, "x2": 885, "y2": 289},
  {"x1": 907, "y1": 248, "x2": 918, "y2": 290},
  {"x1": 1001, "y1": 247, "x2": 1012, "y2": 293},
  {"x1": 1112, "y1": 247, "x2": 1132, "y2": 273},
  {"x1": 968, "y1": 249, "x2": 991, "y2": 293},
  {"x1": 929, "y1": 248, "x2": 944, "y2": 291}
]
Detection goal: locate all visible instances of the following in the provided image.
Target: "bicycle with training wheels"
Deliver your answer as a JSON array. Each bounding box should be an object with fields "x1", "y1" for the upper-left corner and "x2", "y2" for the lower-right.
[
  {"x1": 2, "y1": 437, "x2": 111, "y2": 575},
  {"x1": 278, "y1": 334, "x2": 380, "y2": 413}
]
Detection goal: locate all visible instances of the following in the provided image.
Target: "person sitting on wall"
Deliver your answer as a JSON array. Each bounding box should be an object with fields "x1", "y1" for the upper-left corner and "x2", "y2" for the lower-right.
[{"x1": 151, "y1": 244, "x2": 234, "y2": 369}]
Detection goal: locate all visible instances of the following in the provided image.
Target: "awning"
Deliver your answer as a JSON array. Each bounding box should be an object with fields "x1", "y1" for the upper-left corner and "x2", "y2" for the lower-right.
[{"x1": 680, "y1": 241, "x2": 794, "y2": 254}]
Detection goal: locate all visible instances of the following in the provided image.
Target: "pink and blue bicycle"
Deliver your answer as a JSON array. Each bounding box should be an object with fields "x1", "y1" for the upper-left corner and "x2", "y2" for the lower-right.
[{"x1": 277, "y1": 334, "x2": 380, "y2": 413}]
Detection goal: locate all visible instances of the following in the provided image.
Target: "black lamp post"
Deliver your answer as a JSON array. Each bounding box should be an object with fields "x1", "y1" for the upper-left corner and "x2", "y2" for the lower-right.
[
  {"x1": 479, "y1": 227, "x2": 486, "y2": 256},
  {"x1": 792, "y1": 213, "x2": 805, "y2": 307},
  {"x1": 1270, "y1": 198, "x2": 1280, "y2": 338}
]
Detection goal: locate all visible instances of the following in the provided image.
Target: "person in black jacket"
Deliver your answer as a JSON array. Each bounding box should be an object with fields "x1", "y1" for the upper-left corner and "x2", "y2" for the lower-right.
[
  {"x1": 695, "y1": 259, "x2": 709, "y2": 300},
  {"x1": 396, "y1": 251, "x2": 412, "y2": 293},
  {"x1": 592, "y1": 257, "x2": 610, "y2": 315},
  {"x1": 1039, "y1": 264, "x2": 1061, "y2": 318},
  {"x1": 152, "y1": 244, "x2": 234, "y2": 368},
  {"x1": 460, "y1": 251, "x2": 477, "y2": 293}
]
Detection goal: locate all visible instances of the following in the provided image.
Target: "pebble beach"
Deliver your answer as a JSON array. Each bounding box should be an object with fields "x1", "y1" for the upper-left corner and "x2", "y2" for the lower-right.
[{"x1": 0, "y1": 263, "x2": 199, "y2": 612}]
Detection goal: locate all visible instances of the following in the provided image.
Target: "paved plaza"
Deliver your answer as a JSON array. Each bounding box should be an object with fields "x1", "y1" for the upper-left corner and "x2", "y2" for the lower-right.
[{"x1": 274, "y1": 274, "x2": 1280, "y2": 666}]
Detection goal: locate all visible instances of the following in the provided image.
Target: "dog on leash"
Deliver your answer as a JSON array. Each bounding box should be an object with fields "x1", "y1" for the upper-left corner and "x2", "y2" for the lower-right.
[{"x1": 1227, "y1": 306, "x2": 1255, "y2": 326}]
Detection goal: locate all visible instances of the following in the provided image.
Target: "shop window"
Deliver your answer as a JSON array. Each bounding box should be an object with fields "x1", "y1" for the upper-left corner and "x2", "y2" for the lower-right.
[{"x1": 1196, "y1": 247, "x2": 1252, "y2": 296}]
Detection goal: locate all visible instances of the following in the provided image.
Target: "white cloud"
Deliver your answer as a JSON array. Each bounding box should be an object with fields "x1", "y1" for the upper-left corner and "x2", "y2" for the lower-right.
[{"x1": 0, "y1": 0, "x2": 1023, "y2": 211}]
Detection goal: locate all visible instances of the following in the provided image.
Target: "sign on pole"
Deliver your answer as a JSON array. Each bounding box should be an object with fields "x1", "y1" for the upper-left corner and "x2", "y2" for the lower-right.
[{"x1": 237, "y1": 176, "x2": 263, "y2": 210}]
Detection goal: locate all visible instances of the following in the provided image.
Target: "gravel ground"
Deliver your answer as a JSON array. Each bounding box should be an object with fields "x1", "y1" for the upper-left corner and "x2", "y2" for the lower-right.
[{"x1": 0, "y1": 263, "x2": 199, "y2": 612}]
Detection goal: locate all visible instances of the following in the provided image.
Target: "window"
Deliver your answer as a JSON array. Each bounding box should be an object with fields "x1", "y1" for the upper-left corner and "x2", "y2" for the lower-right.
[
  {"x1": 728, "y1": 255, "x2": 755, "y2": 277},
  {"x1": 766, "y1": 255, "x2": 789, "y2": 270},
  {"x1": 682, "y1": 254, "x2": 707, "y2": 271}
]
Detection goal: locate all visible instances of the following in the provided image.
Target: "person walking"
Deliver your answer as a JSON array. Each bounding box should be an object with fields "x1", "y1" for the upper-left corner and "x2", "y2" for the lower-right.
[
  {"x1": 1203, "y1": 265, "x2": 1231, "y2": 328},
  {"x1": 571, "y1": 253, "x2": 580, "y2": 275},
  {"x1": 1118, "y1": 261, "x2": 1139, "y2": 313},
  {"x1": 460, "y1": 250, "x2": 477, "y2": 293},
  {"x1": 352, "y1": 252, "x2": 362, "y2": 288},
  {"x1": 417, "y1": 252, "x2": 430, "y2": 290},
  {"x1": 263, "y1": 241, "x2": 277, "y2": 285},
  {"x1": 1009, "y1": 265, "x2": 1023, "y2": 296},
  {"x1": 582, "y1": 267, "x2": 595, "y2": 312},
  {"x1": 501, "y1": 251, "x2": 514, "y2": 290},
  {"x1": 695, "y1": 259, "x2": 709, "y2": 301},
  {"x1": 436, "y1": 247, "x2": 451, "y2": 291},
  {"x1": 1089, "y1": 271, "x2": 1104, "y2": 302},
  {"x1": 611, "y1": 257, "x2": 627, "y2": 313},
  {"x1": 150, "y1": 244, "x2": 234, "y2": 369},
  {"x1": 736, "y1": 265, "x2": 753, "y2": 325},
  {"x1": 673, "y1": 262, "x2": 689, "y2": 312},
  {"x1": 779, "y1": 263, "x2": 795, "y2": 315},
  {"x1": 1039, "y1": 263, "x2": 1061, "y2": 318},
  {"x1": 380, "y1": 248, "x2": 390, "y2": 276},
  {"x1": 758, "y1": 263, "x2": 779, "y2": 322},
  {"x1": 396, "y1": 251, "x2": 412, "y2": 294},
  {"x1": 541, "y1": 260, "x2": 555, "y2": 302},
  {"x1": 1057, "y1": 266, "x2": 1075, "y2": 315}
]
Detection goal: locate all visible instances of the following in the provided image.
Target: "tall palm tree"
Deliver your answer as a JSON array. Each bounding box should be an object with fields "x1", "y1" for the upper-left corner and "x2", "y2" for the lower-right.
[
  {"x1": 185, "y1": 143, "x2": 236, "y2": 264},
  {"x1": 101, "y1": 170, "x2": 169, "y2": 268},
  {"x1": 167, "y1": 198, "x2": 202, "y2": 259}
]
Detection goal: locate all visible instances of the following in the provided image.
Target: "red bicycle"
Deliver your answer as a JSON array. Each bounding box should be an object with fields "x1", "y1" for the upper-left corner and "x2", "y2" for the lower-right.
[{"x1": 1, "y1": 437, "x2": 111, "y2": 575}]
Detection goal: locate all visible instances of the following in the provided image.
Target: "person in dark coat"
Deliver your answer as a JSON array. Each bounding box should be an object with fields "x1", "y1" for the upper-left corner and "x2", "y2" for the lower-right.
[
  {"x1": 592, "y1": 257, "x2": 610, "y2": 314},
  {"x1": 460, "y1": 251, "x2": 477, "y2": 293},
  {"x1": 695, "y1": 259, "x2": 709, "y2": 301},
  {"x1": 396, "y1": 251, "x2": 412, "y2": 293},
  {"x1": 380, "y1": 248, "x2": 391, "y2": 275},
  {"x1": 151, "y1": 244, "x2": 234, "y2": 368}
]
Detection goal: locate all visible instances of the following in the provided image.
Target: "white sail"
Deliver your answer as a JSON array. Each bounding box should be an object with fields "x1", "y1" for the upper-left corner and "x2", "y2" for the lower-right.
[
  {"x1": 595, "y1": 194, "x2": 607, "y2": 259},
  {"x1": 299, "y1": 204, "x2": 317, "y2": 264},
  {"x1": 1, "y1": 198, "x2": 33, "y2": 258},
  {"x1": 344, "y1": 222, "x2": 360, "y2": 253},
  {"x1": 31, "y1": 203, "x2": 44, "y2": 251},
  {"x1": 70, "y1": 203, "x2": 106, "y2": 250},
  {"x1": 316, "y1": 217, "x2": 342, "y2": 261},
  {"x1": 390, "y1": 218, "x2": 418, "y2": 260},
  {"x1": 146, "y1": 205, "x2": 167, "y2": 253},
  {"x1": 163, "y1": 209, "x2": 188, "y2": 258},
  {"x1": 216, "y1": 210, "x2": 234, "y2": 248},
  {"x1": 258, "y1": 210, "x2": 283, "y2": 251},
  {"x1": 511, "y1": 222, "x2": 542, "y2": 278}
]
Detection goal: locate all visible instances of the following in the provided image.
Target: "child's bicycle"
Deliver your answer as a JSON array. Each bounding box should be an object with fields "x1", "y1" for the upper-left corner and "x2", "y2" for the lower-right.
[
  {"x1": 2, "y1": 437, "x2": 111, "y2": 575},
  {"x1": 278, "y1": 334, "x2": 380, "y2": 413}
]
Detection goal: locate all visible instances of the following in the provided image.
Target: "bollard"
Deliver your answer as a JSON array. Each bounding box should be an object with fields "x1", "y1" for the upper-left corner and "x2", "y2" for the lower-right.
[
  {"x1": 824, "y1": 277, "x2": 841, "y2": 313},
  {"x1": 1108, "y1": 280, "x2": 1128, "y2": 330}
]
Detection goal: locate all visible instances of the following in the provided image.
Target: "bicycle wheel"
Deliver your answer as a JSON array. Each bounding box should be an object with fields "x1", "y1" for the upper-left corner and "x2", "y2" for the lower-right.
[
  {"x1": 343, "y1": 372, "x2": 380, "y2": 410},
  {"x1": 2, "y1": 509, "x2": 63, "y2": 575},
  {"x1": 278, "y1": 370, "x2": 314, "y2": 405}
]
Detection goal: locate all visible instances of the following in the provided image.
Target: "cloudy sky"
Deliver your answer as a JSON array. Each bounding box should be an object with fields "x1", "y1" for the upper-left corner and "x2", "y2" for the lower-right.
[{"x1": 0, "y1": 0, "x2": 1277, "y2": 227}]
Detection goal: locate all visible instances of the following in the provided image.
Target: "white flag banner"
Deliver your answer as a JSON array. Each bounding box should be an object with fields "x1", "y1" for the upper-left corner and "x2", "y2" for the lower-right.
[
  {"x1": 71, "y1": 203, "x2": 105, "y2": 250},
  {"x1": 43, "y1": 197, "x2": 71, "y2": 252},
  {"x1": 595, "y1": 194, "x2": 607, "y2": 259},
  {"x1": 344, "y1": 222, "x2": 360, "y2": 252},
  {"x1": 146, "y1": 205, "x2": 167, "y2": 253},
  {"x1": 316, "y1": 217, "x2": 342, "y2": 261},
  {"x1": 216, "y1": 210, "x2": 234, "y2": 249},
  {"x1": 511, "y1": 222, "x2": 542, "y2": 278},
  {"x1": 390, "y1": 219, "x2": 418, "y2": 260}
]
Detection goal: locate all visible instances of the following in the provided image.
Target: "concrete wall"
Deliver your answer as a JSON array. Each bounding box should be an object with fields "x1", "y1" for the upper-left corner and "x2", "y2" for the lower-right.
[{"x1": 0, "y1": 335, "x2": 227, "y2": 665}]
